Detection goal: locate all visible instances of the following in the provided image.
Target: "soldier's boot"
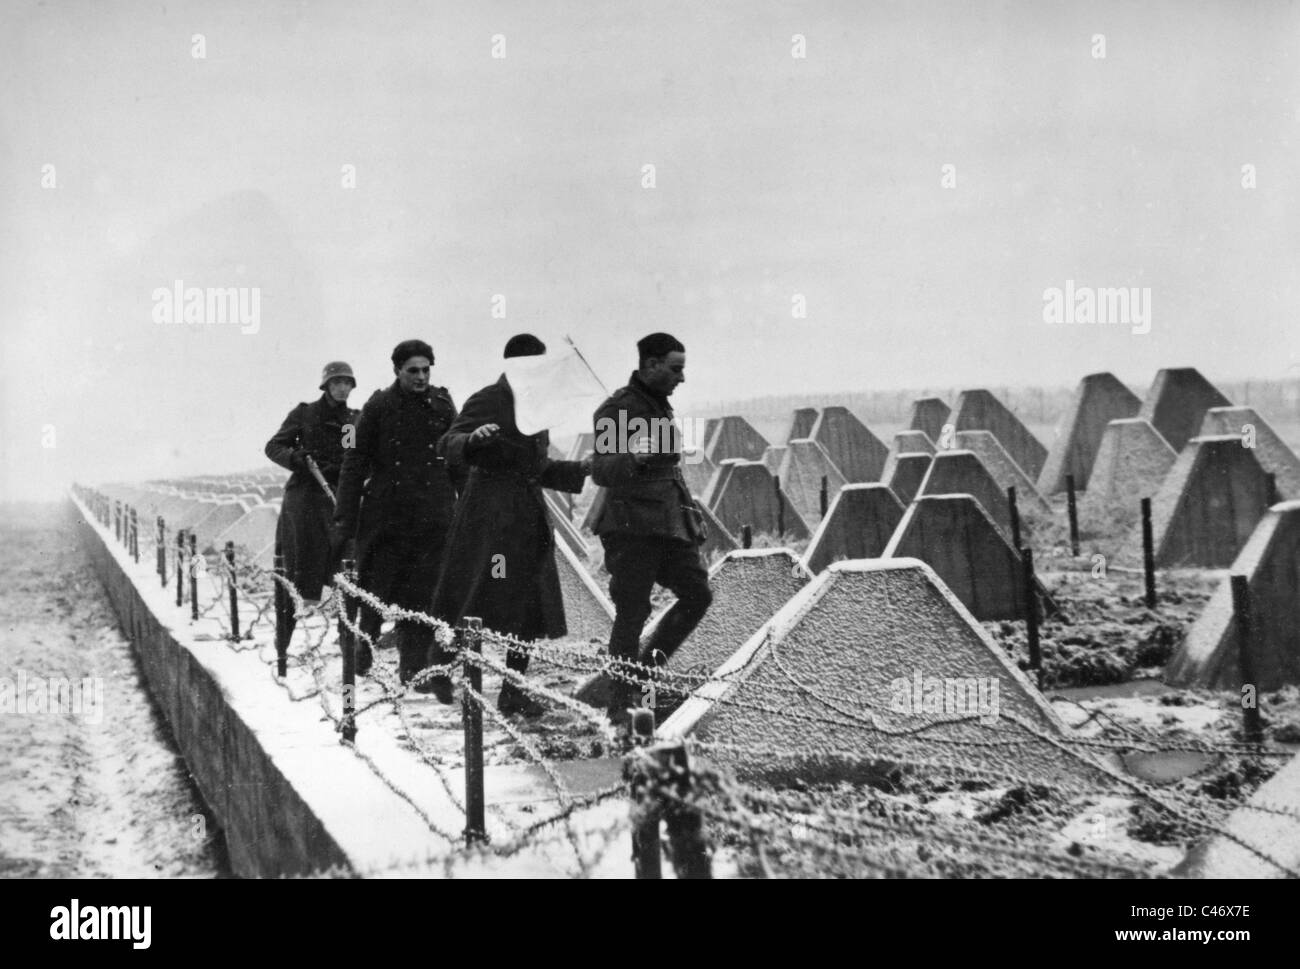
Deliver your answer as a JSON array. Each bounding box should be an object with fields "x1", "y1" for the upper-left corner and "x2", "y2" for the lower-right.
[
  {"x1": 399, "y1": 623, "x2": 453, "y2": 702},
  {"x1": 497, "y1": 679, "x2": 545, "y2": 719}
]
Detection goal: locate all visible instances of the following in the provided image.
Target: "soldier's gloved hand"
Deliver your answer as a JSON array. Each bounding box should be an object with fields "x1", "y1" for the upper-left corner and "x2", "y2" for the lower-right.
[
  {"x1": 290, "y1": 448, "x2": 310, "y2": 471},
  {"x1": 468, "y1": 423, "x2": 501, "y2": 445}
]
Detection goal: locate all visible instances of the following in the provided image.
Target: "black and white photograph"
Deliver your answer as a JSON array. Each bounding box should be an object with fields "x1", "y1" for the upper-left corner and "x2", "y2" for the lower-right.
[{"x1": 0, "y1": 0, "x2": 1296, "y2": 923}]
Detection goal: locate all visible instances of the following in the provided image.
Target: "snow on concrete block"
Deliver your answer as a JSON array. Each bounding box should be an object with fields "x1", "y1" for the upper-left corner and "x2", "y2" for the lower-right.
[
  {"x1": 1079, "y1": 418, "x2": 1177, "y2": 536},
  {"x1": 554, "y1": 536, "x2": 615, "y2": 643},
  {"x1": 778, "y1": 438, "x2": 848, "y2": 528},
  {"x1": 659, "y1": 559, "x2": 1101, "y2": 788},
  {"x1": 1138, "y1": 367, "x2": 1232, "y2": 453},
  {"x1": 917, "y1": 449, "x2": 1016, "y2": 539},
  {"x1": 190, "y1": 498, "x2": 251, "y2": 547},
  {"x1": 787, "y1": 407, "x2": 819, "y2": 443},
  {"x1": 1174, "y1": 749, "x2": 1300, "y2": 878},
  {"x1": 803, "y1": 483, "x2": 904, "y2": 575},
  {"x1": 909, "y1": 397, "x2": 951, "y2": 444},
  {"x1": 810, "y1": 406, "x2": 888, "y2": 483},
  {"x1": 708, "y1": 459, "x2": 810, "y2": 541},
  {"x1": 953, "y1": 430, "x2": 1052, "y2": 515},
  {"x1": 1146, "y1": 435, "x2": 1271, "y2": 568},
  {"x1": 214, "y1": 503, "x2": 279, "y2": 558},
  {"x1": 1165, "y1": 500, "x2": 1300, "y2": 691},
  {"x1": 1200, "y1": 406, "x2": 1300, "y2": 500},
  {"x1": 1038, "y1": 372, "x2": 1141, "y2": 494},
  {"x1": 704, "y1": 415, "x2": 769, "y2": 464},
  {"x1": 544, "y1": 491, "x2": 589, "y2": 560},
  {"x1": 953, "y1": 389, "x2": 1048, "y2": 482},
  {"x1": 761, "y1": 445, "x2": 787, "y2": 474},
  {"x1": 884, "y1": 494, "x2": 1056, "y2": 621},
  {"x1": 885, "y1": 453, "x2": 932, "y2": 505}
]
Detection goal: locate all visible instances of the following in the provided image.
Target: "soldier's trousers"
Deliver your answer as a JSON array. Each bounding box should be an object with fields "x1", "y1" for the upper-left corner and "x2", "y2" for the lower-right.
[
  {"x1": 356, "y1": 529, "x2": 447, "y2": 678},
  {"x1": 601, "y1": 534, "x2": 712, "y2": 710}
]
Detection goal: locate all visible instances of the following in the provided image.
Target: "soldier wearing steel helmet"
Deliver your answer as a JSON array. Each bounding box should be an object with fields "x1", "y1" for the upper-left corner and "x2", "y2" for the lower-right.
[{"x1": 264, "y1": 361, "x2": 360, "y2": 644}]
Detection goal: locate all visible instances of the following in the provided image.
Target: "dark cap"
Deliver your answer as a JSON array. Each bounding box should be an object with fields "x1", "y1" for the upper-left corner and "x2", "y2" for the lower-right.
[
  {"x1": 391, "y1": 339, "x2": 434, "y2": 368},
  {"x1": 503, "y1": 334, "x2": 547, "y2": 358},
  {"x1": 637, "y1": 332, "x2": 684, "y2": 363}
]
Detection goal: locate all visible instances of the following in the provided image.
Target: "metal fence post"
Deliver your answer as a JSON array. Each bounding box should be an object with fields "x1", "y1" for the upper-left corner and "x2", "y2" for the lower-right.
[
  {"x1": 462, "y1": 617, "x2": 487, "y2": 844},
  {"x1": 1021, "y1": 546, "x2": 1042, "y2": 690},
  {"x1": 188, "y1": 532, "x2": 199, "y2": 621},
  {"x1": 1065, "y1": 474, "x2": 1079, "y2": 556},
  {"x1": 742, "y1": 524, "x2": 752, "y2": 549},
  {"x1": 1007, "y1": 486, "x2": 1021, "y2": 551},
  {"x1": 225, "y1": 541, "x2": 240, "y2": 641},
  {"x1": 819, "y1": 475, "x2": 829, "y2": 518},
  {"x1": 274, "y1": 546, "x2": 290, "y2": 677},
  {"x1": 175, "y1": 529, "x2": 185, "y2": 608},
  {"x1": 129, "y1": 507, "x2": 139, "y2": 562},
  {"x1": 1141, "y1": 497, "x2": 1157, "y2": 609},
  {"x1": 338, "y1": 556, "x2": 357, "y2": 742},
  {"x1": 1230, "y1": 575, "x2": 1264, "y2": 744},
  {"x1": 775, "y1": 478, "x2": 785, "y2": 536},
  {"x1": 660, "y1": 742, "x2": 712, "y2": 879},
  {"x1": 157, "y1": 517, "x2": 166, "y2": 586},
  {"x1": 626, "y1": 711, "x2": 662, "y2": 879}
]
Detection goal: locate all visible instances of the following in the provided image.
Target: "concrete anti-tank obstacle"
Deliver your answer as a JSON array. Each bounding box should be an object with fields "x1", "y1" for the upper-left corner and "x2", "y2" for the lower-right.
[
  {"x1": 544, "y1": 491, "x2": 589, "y2": 560},
  {"x1": 707, "y1": 459, "x2": 810, "y2": 541},
  {"x1": 1199, "y1": 406, "x2": 1300, "y2": 500},
  {"x1": 1138, "y1": 367, "x2": 1232, "y2": 453},
  {"x1": 885, "y1": 453, "x2": 932, "y2": 505},
  {"x1": 909, "y1": 397, "x2": 951, "y2": 444},
  {"x1": 679, "y1": 452, "x2": 716, "y2": 499},
  {"x1": 1038, "y1": 372, "x2": 1141, "y2": 495},
  {"x1": 213, "y1": 503, "x2": 279, "y2": 557},
  {"x1": 695, "y1": 498, "x2": 739, "y2": 559},
  {"x1": 890, "y1": 430, "x2": 936, "y2": 457},
  {"x1": 916, "y1": 449, "x2": 1017, "y2": 539},
  {"x1": 574, "y1": 548, "x2": 810, "y2": 709},
  {"x1": 1164, "y1": 500, "x2": 1300, "y2": 692},
  {"x1": 786, "y1": 407, "x2": 819, "y2": 443},
  {"x1": 802, "y1": 483, "x2": 904, "y2": 575},
  {"x1": 883, "y1": 494, "x2": 1057, "y2": 621},
  {"x1": 1078, "y1": 418, "x2": 1177, "y2": 536},
  {"x1": 809, "y1": 406, "x2": 888, "y2": 483},
  {"x1": 704, "y1": 415, "x2": 769, "y2": 464},
  {"x1": 554, "y1": 537, "x2": 615, "y2": 642},
  {"x1": 658, "y1": 558, "x2": 1104, "y2": 788},
  {"x1": 567, "y1": 432, "x2": 594, "y2": 462},
  {"x1": 761, "y1": 445, "x2": 787, "y2": 475},
  {"x1": 1144, "y1": 435, "x2": 1271, "y2": 568},
  {"x1": 1173, "y1": 748, "x2": 1300, "y2": 878},
  {"x1": 952, "y1": 430, "x2": 1051, "y2": 515},
  {"x1": 778, "y1": 438, "x2": 848, "y2": 527},
  {"x1": 952, "y1": 389, "x2": 1048, "y2": 482}
]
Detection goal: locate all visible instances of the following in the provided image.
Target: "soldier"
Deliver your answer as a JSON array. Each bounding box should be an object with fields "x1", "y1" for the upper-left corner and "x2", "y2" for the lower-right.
[
  {"x1": 334, "y1": 340, "x2": 466, "y2": 693},
  {"x1": 431, "y1": 334, "x2": 592, "y2": 717},
  {"x1": 264, "y1": 361, "x2": 359, "y2": 645},
  {"x1": 590, "y1": 332, "x2": 713, "y2": 725}
]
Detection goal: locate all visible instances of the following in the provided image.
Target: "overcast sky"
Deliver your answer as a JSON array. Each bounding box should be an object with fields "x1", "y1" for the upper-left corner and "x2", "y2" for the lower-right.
[{"x1": 2, "y1": 0, "x2": 1297, "y2": 499}]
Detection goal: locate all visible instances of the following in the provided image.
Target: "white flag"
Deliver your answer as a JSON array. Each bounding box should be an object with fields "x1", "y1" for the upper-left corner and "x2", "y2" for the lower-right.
[{"x1": 503, "y1": 346, "x2": 608, "y2": 437}]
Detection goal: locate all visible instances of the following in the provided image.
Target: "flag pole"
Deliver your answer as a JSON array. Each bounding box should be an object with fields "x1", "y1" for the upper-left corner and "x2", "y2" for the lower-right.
[{"x1": 564, "y1": 334, "x2": 609, "y2": 396}]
